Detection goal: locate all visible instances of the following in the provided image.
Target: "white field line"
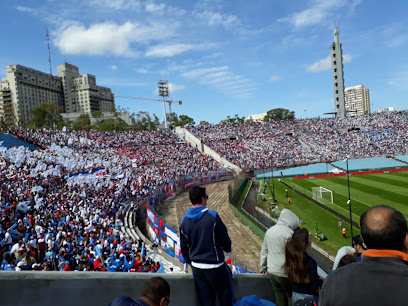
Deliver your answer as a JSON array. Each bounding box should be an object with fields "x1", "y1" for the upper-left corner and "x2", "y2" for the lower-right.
[{"x1": 289, "y1": 178, "x2": 366, "y2": 219}]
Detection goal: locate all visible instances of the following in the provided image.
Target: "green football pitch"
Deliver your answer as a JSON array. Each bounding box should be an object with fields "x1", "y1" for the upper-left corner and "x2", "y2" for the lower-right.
[
  {"x1": 287, "y1": 171, "x2": 408, "y2": 221},
  {"x1": 257, "y1": 171, "x2": 408, "y2": 256}
]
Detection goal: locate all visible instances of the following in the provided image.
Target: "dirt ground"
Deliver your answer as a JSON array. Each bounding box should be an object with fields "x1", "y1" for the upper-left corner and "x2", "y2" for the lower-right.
[{"x1": 156, "y1": 181, "x2": 263, "y2": 271}]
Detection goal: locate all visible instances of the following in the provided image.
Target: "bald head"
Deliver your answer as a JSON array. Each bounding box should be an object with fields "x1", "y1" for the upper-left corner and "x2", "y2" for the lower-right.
[
  {"x1": 365, "y1": 206, "x2": 393, "y2": 232},
  {"x1": 361, "y1": 205, "x2": 407, "y2": 251}
]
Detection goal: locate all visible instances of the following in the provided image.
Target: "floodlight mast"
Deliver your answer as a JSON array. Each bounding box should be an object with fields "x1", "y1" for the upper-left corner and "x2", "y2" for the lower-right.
[{"x1": 158, "y1": 80, "x2": 169, "y2": 128}]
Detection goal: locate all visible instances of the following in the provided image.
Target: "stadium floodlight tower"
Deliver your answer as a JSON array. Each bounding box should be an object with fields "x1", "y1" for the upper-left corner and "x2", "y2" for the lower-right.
[
  {"x1": 330, "y1": 27, "x2": 347, "y2": 118},
  {"x1": 158, "y1": 80, "x2": 169, "y2": 128}
]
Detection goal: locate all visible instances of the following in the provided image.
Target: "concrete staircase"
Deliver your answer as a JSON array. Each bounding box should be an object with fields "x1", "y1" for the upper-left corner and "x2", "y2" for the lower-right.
[{"x1": 121, "y1": 203, "x2": 183, "y2": 273}]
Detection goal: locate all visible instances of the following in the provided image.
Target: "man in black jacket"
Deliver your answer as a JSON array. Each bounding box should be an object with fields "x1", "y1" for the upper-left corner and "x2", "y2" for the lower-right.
[
  {"x1": 320, "y1": 205, "x2": 408, "y2": 306},
  {"x1": 180, "y1": 186, "x2": 235, "y2": 306}
]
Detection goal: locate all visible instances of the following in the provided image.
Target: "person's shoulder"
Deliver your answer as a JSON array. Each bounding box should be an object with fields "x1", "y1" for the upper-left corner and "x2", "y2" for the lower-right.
[
  {"x1": 109, "y1": 296, "x2": 147, "y2": 306},
  {"x1": 206, "y1": 209, "x2": 218, "y2": 218},
  {"x1": 306, "y1": 254, "x2": 317, "y2": 266},
  {"x1": 326, "y1": 262, "x2": 358, "y2": 282}
]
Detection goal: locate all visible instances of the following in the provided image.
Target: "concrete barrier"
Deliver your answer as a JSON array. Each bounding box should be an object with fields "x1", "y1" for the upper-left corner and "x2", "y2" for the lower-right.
[{"x1": 0, "y1": 272, "x2": 275, "y2": 306}]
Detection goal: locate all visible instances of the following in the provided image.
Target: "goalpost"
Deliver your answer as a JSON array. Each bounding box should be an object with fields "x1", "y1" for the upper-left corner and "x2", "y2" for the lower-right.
[{"x1": 312, "y1": 186, "x2": 333, "y2": 204}]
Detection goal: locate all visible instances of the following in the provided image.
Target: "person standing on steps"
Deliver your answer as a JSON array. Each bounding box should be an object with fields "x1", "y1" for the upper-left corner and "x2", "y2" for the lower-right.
[{"x1": 180, "y1": 186, "x2": 235, "y2": 306}]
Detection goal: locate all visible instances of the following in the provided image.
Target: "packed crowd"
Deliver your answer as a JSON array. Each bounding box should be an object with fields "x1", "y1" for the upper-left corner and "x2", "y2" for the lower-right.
[
  {"x1": 188, "y1": 111, "x2": 408, "y2": 170},
  {"x1": 0, "y1": 129, "x2": 229, "y2": 272}
]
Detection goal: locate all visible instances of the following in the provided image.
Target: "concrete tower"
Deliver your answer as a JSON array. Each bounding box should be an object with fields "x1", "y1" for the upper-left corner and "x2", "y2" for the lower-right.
[{"x1": 330, "y1": 28, "x2": 346, "y2": 118}]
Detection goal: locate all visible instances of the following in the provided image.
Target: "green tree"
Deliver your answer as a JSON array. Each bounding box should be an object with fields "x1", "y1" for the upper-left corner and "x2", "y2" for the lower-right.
[
  {"x1": 28, "y1": 102, "x2": 63, "y2": 129},
  {"x1": 263, "y1": 108, "x2": 295, "y2": 121},
  {"x1": 220, "y1": 114, "x2": 245, "y2": 124},
  {"x1": 73, "y1": 114, "x2": 91, "y2": 130},
  {"x1": 132, "y1": 111, "x2": 160, "y2": 131},
  {"x1": 199, "y1": 120, "x2": 210, "y2": 125},
  {"x1": 96, "y1": 118, "x2": 130, "y2": 131},
  {"x1": 91, "y1": 110, "x2": 103, "y2": 120},
  {"x1": 174, "y1": 114, "x2": 195, "y2": 127}
]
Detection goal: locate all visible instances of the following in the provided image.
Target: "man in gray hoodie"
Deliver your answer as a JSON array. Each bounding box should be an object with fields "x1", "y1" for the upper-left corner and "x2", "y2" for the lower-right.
[{"x1": 259, "y1": 209, "x2": 299, "y2": 306}]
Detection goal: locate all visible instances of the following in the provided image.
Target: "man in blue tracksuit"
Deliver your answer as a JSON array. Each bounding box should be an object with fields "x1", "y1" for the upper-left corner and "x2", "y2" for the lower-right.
[{"x1": 180, "y1": 186, "x2": 235, "y2": 306}]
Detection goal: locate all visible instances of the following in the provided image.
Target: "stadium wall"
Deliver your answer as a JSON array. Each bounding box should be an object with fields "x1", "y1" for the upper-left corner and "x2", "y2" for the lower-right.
[
  {"x1": 174, "y1": 127, "x2": 243, "y2": 175},
  {"x1": 294, "y1": 167, "x2": 408, "y2": 179},
  {"x1": 0, "y1": 272, "x2": 276, "y2": 306}
]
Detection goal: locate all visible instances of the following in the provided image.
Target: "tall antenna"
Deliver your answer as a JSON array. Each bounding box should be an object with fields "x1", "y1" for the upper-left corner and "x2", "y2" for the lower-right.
[{"x1": 46, "y1": 28, "x2": 52, "y2": 75}]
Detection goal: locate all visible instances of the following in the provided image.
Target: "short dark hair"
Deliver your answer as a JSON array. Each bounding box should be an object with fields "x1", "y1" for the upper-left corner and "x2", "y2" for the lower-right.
[
  {"x1": 189, "y1": 187, "x2": 206, "y2": 205},
  {"x1": 141, "y1": 276, "x2": 170, "y2": 305},
  {"x1": 352, "y1": 235, "x2": 366, "y2": 250},
  {"x1": 338, "y1": 254, "x2": 356, "y2": 268},
  {"x1": 360, "y1": 205, "x2": 407, "y2": 251}
]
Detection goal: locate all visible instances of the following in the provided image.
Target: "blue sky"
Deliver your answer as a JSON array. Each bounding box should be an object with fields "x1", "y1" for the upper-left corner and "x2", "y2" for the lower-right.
[{"x1": 1, "y1": 0, "x2": 407, "y2": 124}]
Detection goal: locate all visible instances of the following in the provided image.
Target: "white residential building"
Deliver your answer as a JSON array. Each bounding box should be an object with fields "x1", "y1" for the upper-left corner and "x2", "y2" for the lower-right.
[
  {"x1": 345, "y1": 85, "x2": 370, "y2": 116},
  {"x1": 0, "y1": 63, "x2": 115, "y2": 128},
  {"x1": 246, "y1": 113, "x2": 267, "y2": 122},
  {"x1": 0, "y1": 65, "x2": 64, "y2": 128},
  {"x1": 57, "y1": 63, "x2": 114, "y2": 115}
]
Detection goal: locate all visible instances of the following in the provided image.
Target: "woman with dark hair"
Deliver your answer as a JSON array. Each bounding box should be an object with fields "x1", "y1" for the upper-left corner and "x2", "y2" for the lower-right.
[{"x1": 283, "y1": 228, "x2": 323, "y2": 305}]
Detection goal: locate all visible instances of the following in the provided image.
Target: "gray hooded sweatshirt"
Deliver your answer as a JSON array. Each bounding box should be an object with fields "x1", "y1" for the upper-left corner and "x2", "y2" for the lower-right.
[{"x1": 259, "y1": 209, "x2": 299, "y2": 277}]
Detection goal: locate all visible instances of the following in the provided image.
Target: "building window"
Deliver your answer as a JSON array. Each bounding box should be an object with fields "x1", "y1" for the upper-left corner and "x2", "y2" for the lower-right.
[
  {"x1": 337, "y1": 105, "x2": 340, "y2": 108},
  {"x1": 336, "y1": 90, "x2": 338, "y2": 94},
  {"x1": 333, "y1": 61, "x2": 336, "y2": 65},
  {"x1": 335, "y1": 83, "x2": 338, "y2": 87},
  {"x1": 335, "y1": 76, "x2": 337, "y2": 79},
  {"x1": 334, "y1": 68, "x2": 337, "y2": 73},
  {"x1": 336, "y1": 97, "x2": 339, "y2": 101},
  {"x1": 333, "y1": 54, "x2": 336, "y2": 58}
]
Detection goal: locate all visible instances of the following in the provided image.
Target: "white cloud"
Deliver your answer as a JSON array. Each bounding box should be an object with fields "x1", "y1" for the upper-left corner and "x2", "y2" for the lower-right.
[
  {"x1": 145, "y1": 44, "x2": 197, "y2": 57},
  {"x1": 53, "y1": 21, "x2": 175, "y2": 56},
  {"x1": 145, "y1": 2, "x2": 165, "y2": 14},
  {"x1": 180, "y1": 65, "x2": 256, "y2": 97},
  {"x1": 136, "y1": 68, "x2": 149, "y2": 73},
  {"x1": 380, "y1": 23, "x2": 408, "y2": 48},
  {"x1": 181, "y1": 66, "x2": 229, "y2": 79},
  {"x1": 194, "y1": 10, "x2": 239, "y2": 29},
  {"x1": 111, "y1": 65, "x2": 117, "y2": 70},
  {"x1": 387, "y1": 66, "x2": 408, "y2": 90},
  {"x1": 269, "y1": 76, "x2": 282, "y2": 82},
  {"x1": 306, "y1": 54, "x2": 352, "y2": 73},
  {"x1": 169, "y1": 83, "x2": 185, "y2": 93},
  {"x1": 16, "y1": 6, "x2": 38, "y2": 14},
  {"x1": 278, "y1": 0, "x2": 362, "y2": 28},
  {"x1": 88, "y1": 0, "x2": 142, "y2": 11},
  {"x1": 146, "y1": 43, "x2": 217, "y2": 57}
]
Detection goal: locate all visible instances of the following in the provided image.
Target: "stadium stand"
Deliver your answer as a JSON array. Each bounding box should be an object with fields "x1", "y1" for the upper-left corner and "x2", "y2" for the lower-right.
[{"x1": 2, "y1": 110, "x2": 408, "y2": 275}]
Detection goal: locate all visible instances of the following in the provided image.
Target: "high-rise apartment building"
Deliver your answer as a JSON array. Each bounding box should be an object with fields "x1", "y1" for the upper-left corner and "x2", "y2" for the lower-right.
[
  {"x1": 345, "y1": 85, "x2": 370, "y2": 116},
  {"x1": 0, "y1": 65, "x2": 64, "y2": 128},
  {"x1": 0, "y1": 63, "x2": 114, "y2": 128},
  {"x1": 57, "y1": 63, "x2": 114, "y2": 114},
  {"x1": 330, "y1": 27, "x2": 347, "y2": 118}
]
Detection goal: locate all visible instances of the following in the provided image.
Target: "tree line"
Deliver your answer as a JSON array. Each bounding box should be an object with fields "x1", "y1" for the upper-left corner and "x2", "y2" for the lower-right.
[{"x1": 22, "y1": 102, "x2": 295, "y2": 131}]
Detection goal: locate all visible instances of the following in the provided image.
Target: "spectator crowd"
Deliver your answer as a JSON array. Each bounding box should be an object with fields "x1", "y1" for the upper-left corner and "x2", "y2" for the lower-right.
[
  {"x1": 1, "y1": 110, "x2": 408, "y2": 277},
  {"x1": 0, "y1": 129, "x2": 229, "y2": 272},
  {"x1": 189, "y1": 111, "x2": 408, "y2": 170}
]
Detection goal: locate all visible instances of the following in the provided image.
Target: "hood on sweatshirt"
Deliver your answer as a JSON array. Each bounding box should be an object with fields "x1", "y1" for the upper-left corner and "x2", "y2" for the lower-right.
[
  {"x1": 185, "y1": 206, "x2": 209, "y2": 222},
  {"x1": 277, "y1": 209, "x2": 299, "y2": 230}
]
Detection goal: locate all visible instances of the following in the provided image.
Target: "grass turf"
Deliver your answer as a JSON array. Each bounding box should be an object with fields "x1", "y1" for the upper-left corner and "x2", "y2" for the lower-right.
[
  {"x1": 258, "y1": 171, "x2": 408, "y2": 256},
  {"x1": 258, "y1": 179, "x2": 359, "y2": 257}
]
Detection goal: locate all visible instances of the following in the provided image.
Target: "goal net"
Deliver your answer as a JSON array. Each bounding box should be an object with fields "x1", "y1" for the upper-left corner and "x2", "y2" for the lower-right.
[{"x1": 312, "y1": 187, "x2": 333, "y2": 204}]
